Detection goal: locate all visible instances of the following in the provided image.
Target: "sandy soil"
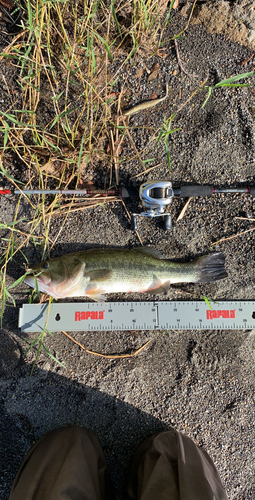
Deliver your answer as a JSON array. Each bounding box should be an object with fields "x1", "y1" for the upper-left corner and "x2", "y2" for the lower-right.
[{"x1": 1, "y1": 10, "x2": 255, "y2": 500}]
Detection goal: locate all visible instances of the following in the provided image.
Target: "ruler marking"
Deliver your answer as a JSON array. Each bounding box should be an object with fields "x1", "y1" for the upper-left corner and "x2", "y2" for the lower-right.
[{"x1": 19, "y1": 301, "x2": 255, "y2": 332}]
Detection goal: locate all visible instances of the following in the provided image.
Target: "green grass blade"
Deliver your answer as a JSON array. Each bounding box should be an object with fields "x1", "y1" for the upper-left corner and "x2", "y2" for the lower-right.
[
  {"x1": 111, "y1": 0, "x2": 122, "y2": 38},
  {"x1": 8, "y1": 272, "x2": 29, "y2": 290},
  {"x1": 166, "y1": 0, "x2": 177, "y2": 22},
  {"x1": 4, "y1": 288, "x2": 16, "y2": 306},
  {"x1": 2, "y1": 120, "x2": 9, "y2": 149},
  {"x1": 201, "y1": 86, "x2": 212, "y2": 108},
  {"x1": 0, "y1": 164, "x2": 25, "y2": 184},
  {"x1": 142, "y1": 158, "x2": 155, "y2": 164},
  {"x1": 0, "y1": 109, "x2": 35, "y2": 127},
  {"x1": 78, "y1": 135, "x2": 84, "y2": 168},
  {"x1": 141, "y1": 0, "x2": 148, "y2": 27},
  {"x1": 214, "y1": 70, "x2": 255, "y2": 87},
  {"x1": 0, "y1": 219, "x2": 25, "y2": 228},
  {"x1": 90, "y1": 0, "x2": 101, "y2": 17},
  {"x1": 165, "y1": 127, "x2": 180, "y2": 137},
  {"x1": 50, "y1": 107, "x2": 78, "y2": 130},
  {"x1": 215, "y1": 83, "x2": 251, "y2": 88},
  {"x1": 42, "y1": 342, "x2": 66, "y2": 368},
  {"x1": 23, "y1": 336, "x2": 41, "y2": 357},
  {"x1": 33, "y1": 276, "x2": 41, "y2": 301},
  {"x1": 164, "y1": 139, "x2": 171, "y2": 170},
  {"x1": 94, "y1": 32, "x2": 114, "y2": 62},
  {"x1": 201, "y1": 295, "x2": 218, "y2": 309},
  {"x1": 155, "y1": 125, "x2": 166, "y2": 148}
]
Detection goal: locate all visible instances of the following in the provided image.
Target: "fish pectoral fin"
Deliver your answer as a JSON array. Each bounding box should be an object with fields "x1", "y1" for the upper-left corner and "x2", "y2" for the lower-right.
[
  {"x1": 85, "y1": 283, "x2": 106, "y2": 303},
  {"x1": 86, "y1": 269, "x2": 112, "y2": 282},
  {"x1": 83, "y1": 269, "x2": 111, "y2": 302},
  {"x1": 146, "y1": 276, "x2": 170, "y2": 294}
]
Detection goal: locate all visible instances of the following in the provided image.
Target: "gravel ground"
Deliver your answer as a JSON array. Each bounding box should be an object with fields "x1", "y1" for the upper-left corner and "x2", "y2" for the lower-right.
[{"x1": 1, "y1": 11, "x2": 255, "y2": 500}]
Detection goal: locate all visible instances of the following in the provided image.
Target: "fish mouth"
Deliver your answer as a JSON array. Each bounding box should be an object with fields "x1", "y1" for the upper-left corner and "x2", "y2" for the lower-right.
[{"x1": 24, "y1": 273, "x2": 51, "y2": 292}]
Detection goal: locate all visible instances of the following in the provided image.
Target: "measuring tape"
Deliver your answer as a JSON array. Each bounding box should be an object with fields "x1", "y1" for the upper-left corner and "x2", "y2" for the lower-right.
[{"x1": 18, "y1": 301, "x2": 255, "y2": 332}]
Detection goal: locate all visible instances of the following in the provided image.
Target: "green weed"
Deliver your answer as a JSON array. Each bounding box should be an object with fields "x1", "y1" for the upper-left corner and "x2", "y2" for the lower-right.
[
  {"x1": 155, "y1": 114, "x2": 180, "y2": 170},
  {"x1": 201, "y1": 70, "x2": 255, "y2": 108},
  {"x1": 0, "y1": 0, "x2": 253, "y2": 370},
  {"x1": 201, "y1": 295, "x2": 218, "y2": 310}
]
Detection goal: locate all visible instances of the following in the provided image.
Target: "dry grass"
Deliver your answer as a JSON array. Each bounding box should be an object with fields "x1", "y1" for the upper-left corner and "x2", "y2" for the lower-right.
[
  {"x1": 0, "y1": 0, "x2": 254, "y2": 365},
  {"x1": 0, "y1": 0, "x2": 177, "y2": 363},
  {"x1": 0, "y1": 0, "x2": 174, "y2": 300}
]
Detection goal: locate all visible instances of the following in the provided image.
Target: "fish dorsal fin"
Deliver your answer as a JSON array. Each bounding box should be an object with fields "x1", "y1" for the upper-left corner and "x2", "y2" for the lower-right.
[
  {"x1": 86, "y1": 269, "x2": 113, "y2": 282},
  {"x1": 133, "y1": 247, "x2": 163, "y2": 259}
]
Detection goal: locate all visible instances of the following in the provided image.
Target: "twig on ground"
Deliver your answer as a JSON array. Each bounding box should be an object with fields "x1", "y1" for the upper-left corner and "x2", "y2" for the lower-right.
[
  {"x1": 174, "y1": 39, "x2": 199, "y2": 78},
  {"x1": 45, "y1": 197, "x2": 121, "y2": 217},
  {"x1": 211, "y1": 226, "x2": 255, "y2": 246},
  {"x1": 174, "y1": 75, "x2": 208, "y2": 115},
  {"x1": 175, "y1": 0, "x2": 198, "y2": 38},
  {"x1": 130, "y1": 163, "x2": 163, "y2": 179},
  {"x1": 123, "y1": 84, "x2": 169, "y2": 116},
  {"x1": 109, "y1": 130, "x2": 114, "y2": 186},
  {"x1": 0, "y1": 1, "x2": 14, "y2": 11},
  {"x1": 114, "y1": 91, "x2": 126, "y2": 185},
  {"x1": 235, "y1": 217, "x2": 255, "y2": 221},
  {"x1": 240, "y1": 53, "x2": 254, "y2": 66},
  {"x1": 176, "y1": 197, "x2": 193, "y2": 221},
  {"x1": 62, "y1": 330, "x2": 151, "y2": 359},
  {"x1": 122, "y1": 117, "x2": 147, "y2": 171},
  {"x1": 120, "y1": 198, "x2": 144, "y2": 246}
]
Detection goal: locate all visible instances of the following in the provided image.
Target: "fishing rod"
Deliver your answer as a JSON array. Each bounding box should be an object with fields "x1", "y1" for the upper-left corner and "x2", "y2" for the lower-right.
[
  {"x1": 1, "y1": 181, "x2": 255, "y2": 231},
  {"x1": 0, "y1": 188, "x2": 116, "y2": 196},
  {"x1": 128, "y1": 181, "x2": 255, "y2": 231}
]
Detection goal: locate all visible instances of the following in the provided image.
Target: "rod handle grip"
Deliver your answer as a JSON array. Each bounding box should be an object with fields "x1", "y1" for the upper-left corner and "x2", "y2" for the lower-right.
[
  {"x1": 179, "y1": 185, "x2": 213, "y2": 197},
  {"x1": 120, "y1": 186, "x2": 139, "y2": 198}
]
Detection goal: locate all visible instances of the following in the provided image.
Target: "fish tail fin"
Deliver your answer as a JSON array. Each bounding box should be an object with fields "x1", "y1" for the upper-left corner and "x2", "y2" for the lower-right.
[{"x1": 194, "y1": 252, "x2": 227, "y2": 283}]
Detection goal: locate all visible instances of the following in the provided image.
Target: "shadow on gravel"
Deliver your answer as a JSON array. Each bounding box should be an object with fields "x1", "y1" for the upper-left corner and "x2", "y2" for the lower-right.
[{"x1": 0, "y1": 332, "x2": 170, "y2": 500}]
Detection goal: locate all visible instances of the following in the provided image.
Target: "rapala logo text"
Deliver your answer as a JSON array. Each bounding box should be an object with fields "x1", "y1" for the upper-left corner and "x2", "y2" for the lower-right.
[
  {"x1": 206, "y1": 309, "x2": 235, "y2": 320},
  {"x1": 75, "y1": 311, "x2": 105, "y2": 321}
]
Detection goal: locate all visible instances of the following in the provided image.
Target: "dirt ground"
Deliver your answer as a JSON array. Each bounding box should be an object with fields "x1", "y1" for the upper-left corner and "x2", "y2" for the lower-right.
[{"x1": 1, "y1": 8, "x2": 255, "y2": 500}]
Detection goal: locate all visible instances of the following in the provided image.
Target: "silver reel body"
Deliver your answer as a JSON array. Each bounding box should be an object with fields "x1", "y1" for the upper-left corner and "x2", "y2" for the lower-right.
[{"x1": 131, "y1": 180, "x2": 174, "y2": 231}]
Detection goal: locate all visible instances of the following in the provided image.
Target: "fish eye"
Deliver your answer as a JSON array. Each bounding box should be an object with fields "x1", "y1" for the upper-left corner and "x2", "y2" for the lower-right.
[{"x1": 42, "y1": 263, "x2": 48, "y2": 269}]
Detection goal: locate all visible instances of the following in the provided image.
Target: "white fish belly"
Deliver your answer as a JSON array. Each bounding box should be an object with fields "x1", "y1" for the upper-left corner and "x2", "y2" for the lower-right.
[{"x1": 87, "y1": 271, "x2": 171, "y2": 295}]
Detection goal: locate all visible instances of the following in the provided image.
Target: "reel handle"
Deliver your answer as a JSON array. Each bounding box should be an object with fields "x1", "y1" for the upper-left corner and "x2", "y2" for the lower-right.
[
  {"x1": 164, "y1": 214, "x2": 172, "y2": 231},
  {"x1": 130, "y1": 214, "x2": 138, "y2": 231},
  {"x1": 130, "y1": 214, "x2": 172, "y2": 231}
]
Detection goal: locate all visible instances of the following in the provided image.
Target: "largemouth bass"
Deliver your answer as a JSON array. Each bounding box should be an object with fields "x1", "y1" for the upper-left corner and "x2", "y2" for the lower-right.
[{"x1": 25, "y1": 248, "x2": 227, "y2": 302}]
